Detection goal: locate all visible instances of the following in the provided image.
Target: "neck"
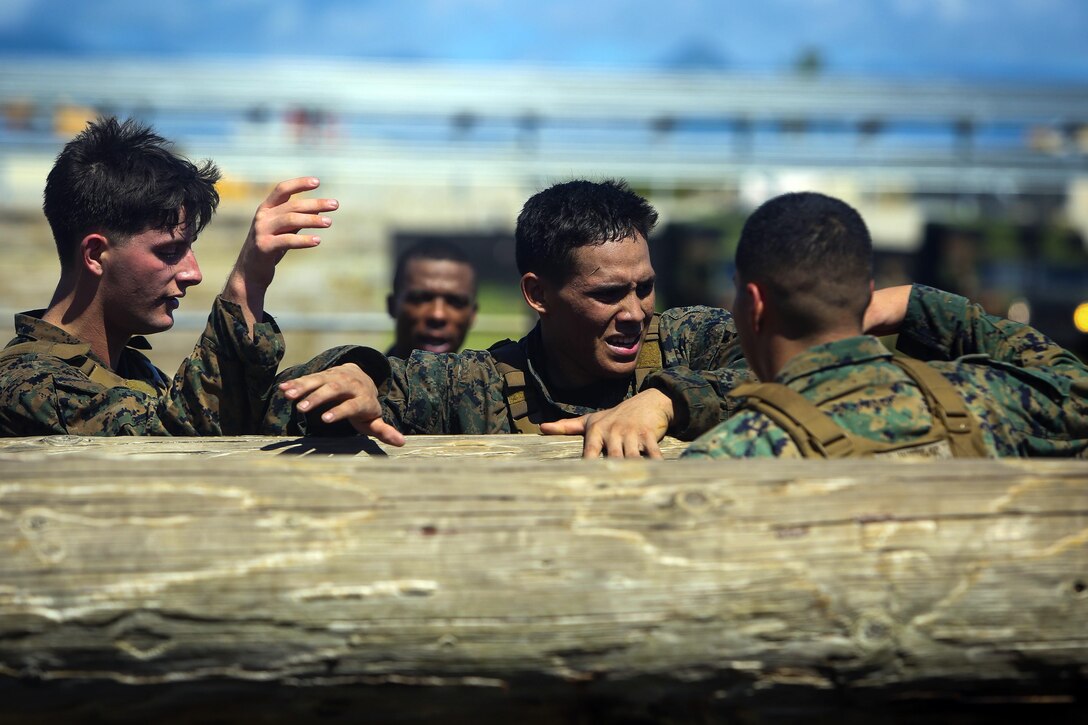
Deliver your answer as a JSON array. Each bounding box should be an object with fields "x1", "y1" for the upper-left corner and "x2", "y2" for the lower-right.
[
  {"x1": 388, "y1": 342, "x2": 411, "y2": 359},
  {"x1": 537, "y1": 321, "x2": 592, "y2": 389},
  {"x1": 41, "y1": 277, "x2": 126, "y2": 369},
  {"x1": 758, "y1": 325, "x2": 861, "y2": 382}
]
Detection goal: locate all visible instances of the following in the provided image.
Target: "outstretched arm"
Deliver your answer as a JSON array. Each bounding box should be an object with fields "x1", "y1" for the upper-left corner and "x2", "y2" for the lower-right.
[
  {"x1": 222, "y1": 177, "x2": 339, "y2": 335},
  {"x1": 539, "y1": 388, "x2": 673, "y2": 459}
]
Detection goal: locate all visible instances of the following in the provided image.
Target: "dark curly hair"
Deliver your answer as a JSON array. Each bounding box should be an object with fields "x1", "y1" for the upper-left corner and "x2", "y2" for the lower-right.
[
  {"x1": 515, "y1": 179, "x2": 658, "y2": 283},
  {"x1": 44, "y1": 116, "x2": 221, "y2": 266}
]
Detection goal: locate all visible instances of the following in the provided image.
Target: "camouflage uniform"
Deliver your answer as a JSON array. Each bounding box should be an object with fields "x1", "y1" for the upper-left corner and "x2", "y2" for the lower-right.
[
  {"x1": 266, "y1": 306, "x2": 751, "y2": 439},
  {"x1": 683, "y1": 285, "x2": 1088, "y2": 458},
  {"x1": 0, "y1": 297, "x2": 284, "y2": 436}
]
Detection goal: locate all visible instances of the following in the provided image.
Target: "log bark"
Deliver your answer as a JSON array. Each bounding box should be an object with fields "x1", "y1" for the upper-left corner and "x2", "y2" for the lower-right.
[{"x1": 0, "y1": 436, "x2": 1085, "y2": 723}]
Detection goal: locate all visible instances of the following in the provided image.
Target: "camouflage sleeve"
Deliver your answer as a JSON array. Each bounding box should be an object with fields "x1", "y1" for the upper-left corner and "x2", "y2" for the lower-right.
[
  {"x1": 382, "y1": 349, "x2": 510, "y2": 434},
  {"x1": 0, "y1": 361, "x2": 173, "y2": 436},
  {"x1": 898, "y1": 284, "x2": 1088, "y2": 452},
  {"x1": 896, "y1": 284, "x2": 1086, "y2": 373},
  {"x1": 641, "y1": 306, "x2": 754, "y2": 440},
  {"x1": 0, "y1": 296, "x2": 284, "y2": 437},
  {"x1": 260, "y1": 346, "x2": 509, "y2": 436},
  {"x1": 176, "y1": 295, "x2": 286, "y2": 435}
]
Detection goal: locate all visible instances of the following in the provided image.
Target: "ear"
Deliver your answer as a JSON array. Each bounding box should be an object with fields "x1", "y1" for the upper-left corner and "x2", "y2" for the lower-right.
[
  {"x1": 80, "y1": 233, "x2": 109, "y2": 277},
  {"x1": 520, "y1": 273, "x2": 549, "y2": 316},
  {"x1": 385, "y1": 293, "x2": 397, "y2": 319},
  {"x1": 745, "y1": 281, "x2": 766, "y2": 333}
]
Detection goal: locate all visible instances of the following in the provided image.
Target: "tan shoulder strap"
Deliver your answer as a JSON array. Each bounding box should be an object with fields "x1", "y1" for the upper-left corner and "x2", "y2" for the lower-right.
[
  {"x1": 728, "y1": 381, "x2": 854, "y2": 457},
  {"x1": 1, "y1": 340, "x2": 94, "y2": 361},
  {"x1": 728, "y1": 359, "x2": 989, "y2": 458},
  {"x1": 633, "y1": 313, "x2": 663, "y2": 389},
  {"x1": 488, "y1": 340, "x2": 541, "y2": 434},
  {"x1": 1, "y1": 339, "x2": 160, "y2": 397},
  {"x1": 889, "y1": 357, "x2": 989, "y2": 457}
]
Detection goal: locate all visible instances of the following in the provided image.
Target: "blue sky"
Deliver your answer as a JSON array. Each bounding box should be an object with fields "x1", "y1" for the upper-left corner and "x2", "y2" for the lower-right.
[{"x1": 1, "y1": 0, "x2": 1086, "y2": 82}]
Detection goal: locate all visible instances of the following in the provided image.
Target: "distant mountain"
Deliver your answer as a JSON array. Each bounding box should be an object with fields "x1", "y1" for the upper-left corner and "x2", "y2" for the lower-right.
[{"x1": 660, "y1": 39, "x2": 729, "y2": 71}]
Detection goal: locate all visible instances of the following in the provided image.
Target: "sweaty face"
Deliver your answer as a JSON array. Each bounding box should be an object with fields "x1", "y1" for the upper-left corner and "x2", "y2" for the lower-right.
[
  {"x1": 99, "y1": 224, "x2": 202, "y2": 337},
  {"x1": 539, "y1": 234, "x2": 656, "y2": 388},
  {"x1": 390, "y1": 258, "x2": 477, "y2": 355}
]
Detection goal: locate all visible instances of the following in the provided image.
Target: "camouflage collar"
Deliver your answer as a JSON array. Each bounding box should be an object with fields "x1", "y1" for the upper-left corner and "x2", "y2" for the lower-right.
[
  {"x1": 13, "y1": 310, "x2": 154, "y2": 352},
  {"x1": 775, "y1": 335, "x2": 894, "y2": 385}
]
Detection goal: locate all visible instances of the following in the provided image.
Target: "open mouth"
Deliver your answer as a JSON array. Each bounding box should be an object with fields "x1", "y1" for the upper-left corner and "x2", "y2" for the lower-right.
[
  {"x1": 417, "y1": 336, "x2": 454, "y2": 353},
  {"x1": 604, "y1": 332, "x2": 642, "y2": 357}
]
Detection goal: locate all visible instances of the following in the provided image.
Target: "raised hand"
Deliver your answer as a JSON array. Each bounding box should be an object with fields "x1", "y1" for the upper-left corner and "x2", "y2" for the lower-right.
[{"x1": 223, "y1": 177, "x2": 339, "y2": 332}]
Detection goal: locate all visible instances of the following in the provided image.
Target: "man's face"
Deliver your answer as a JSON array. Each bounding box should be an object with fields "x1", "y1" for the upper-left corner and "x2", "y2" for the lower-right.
[
  {"x1": 99, "y1": 224, "x2": 202, "y2": 337},
  {"x1": 539, "y1": 234, "x2": 656, "y2": 388},
  {"x1": 390, "y1": 258, "x2": 477, "y2": 355}
]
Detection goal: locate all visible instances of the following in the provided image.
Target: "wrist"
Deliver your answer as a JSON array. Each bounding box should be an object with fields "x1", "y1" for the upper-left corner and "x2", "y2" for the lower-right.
[{"x1": 643, "y1": 387, "x2": 674, "y2": 425}]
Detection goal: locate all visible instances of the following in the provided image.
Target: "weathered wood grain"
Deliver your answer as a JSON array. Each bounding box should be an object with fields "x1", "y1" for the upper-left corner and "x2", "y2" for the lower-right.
[
  {"x1": 0, "y1": 433, "x2": 687, "y2": 459},
  {"x1": 0, "y1": 438, "x2": 1084, "y2": 722}
]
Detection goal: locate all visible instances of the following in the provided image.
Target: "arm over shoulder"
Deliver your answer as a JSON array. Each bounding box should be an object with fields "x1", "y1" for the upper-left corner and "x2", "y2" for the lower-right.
[{"x1": 641, "y1": 306, "x2": 753, "y2": 440}]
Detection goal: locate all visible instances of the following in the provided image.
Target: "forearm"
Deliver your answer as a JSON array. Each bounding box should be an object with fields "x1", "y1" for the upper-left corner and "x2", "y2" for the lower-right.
[
  {"x1": 383, "y1": 350, "x2": 506, "y2": 435},
  {"x1": 863, "y1": 285, "x2": 913, "y2": 336},
  {"x1": 895, "y1": 284, "x2": 1077, "y2": 369},
  {"x1": 642, "y1": 364, "x2": 754, "y2": 440},
  {"x1": 167, "y1": 295, "x2": 286, "y2": 434},
  {"x1": 220, "y1": 269, "x2": 265, "y2": 337}
]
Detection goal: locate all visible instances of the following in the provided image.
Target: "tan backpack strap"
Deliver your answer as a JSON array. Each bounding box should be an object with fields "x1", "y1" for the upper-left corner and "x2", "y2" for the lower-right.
[
  {"x1": 634, "y1": 313, "x2": 663, "y2": 389},
  {"x1": 890, "y1": 357, "x2": 988, "y2": 457},
  {"x1": 81, "y1": 359, "x2": 161, "y2": 397},
  {"x1": 2, "y1": 340, "x2": 161, "y2": 397},
  {"x1": 498, "y1": 367, "x2": 539, "y2": 435},
  {"x1": 489, "y1": 340, "x2": 542, "y2": 434},
  {"x1": 729, "y1": 381, "x2": 855, "y2": 458},
  {"x1": 1, "y1": 340, "x2": 94, "y2": 361},
  {"x1": 727, "y1": 360, "x2": 988, "y2": 459}
]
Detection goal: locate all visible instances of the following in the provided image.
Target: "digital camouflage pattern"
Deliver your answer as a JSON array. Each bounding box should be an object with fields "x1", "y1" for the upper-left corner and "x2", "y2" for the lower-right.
[
  {"x1": 268, "y1": 306, "x2": 751, "y2": 439},
  {"x1": 683, "y1": 285, "x2": 1088, "y2": 458},
  {"x1": 0, "y1": 297, "x2": 284, "y2": 436}
]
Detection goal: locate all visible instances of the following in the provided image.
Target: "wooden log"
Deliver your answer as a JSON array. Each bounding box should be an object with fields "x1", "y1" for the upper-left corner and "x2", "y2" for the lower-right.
[
  {"x1": 0, "y1": 437, "x2": 1085, "y2": 722},
  {"x1": 0, "y1": 433, "x2": 688, "y2": 460}
]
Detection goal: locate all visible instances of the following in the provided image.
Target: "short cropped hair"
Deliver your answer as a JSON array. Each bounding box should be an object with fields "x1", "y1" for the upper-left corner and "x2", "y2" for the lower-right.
[
  {"x1": 736, "y1": 192, "x2": 873, "y2": 338},
  {"x1": 43, "y1": 117, "x2": 221, "y2": 266},
  {"x1": 391, "y1": 240, "x2": 476, "y2": 297},
  {"x1": 515, "y1": 179, "x2": 658, "y2": 283}
]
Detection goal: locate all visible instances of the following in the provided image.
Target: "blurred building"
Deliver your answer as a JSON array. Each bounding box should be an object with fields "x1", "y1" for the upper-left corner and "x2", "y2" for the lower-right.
[{"x1": 1, "y1": 58, "x2": 1086, "y2": 359}]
